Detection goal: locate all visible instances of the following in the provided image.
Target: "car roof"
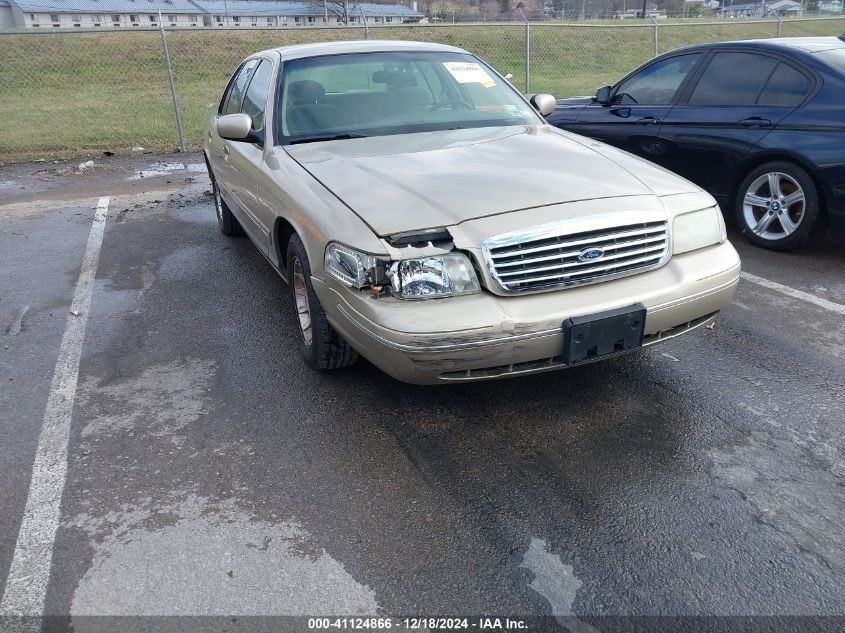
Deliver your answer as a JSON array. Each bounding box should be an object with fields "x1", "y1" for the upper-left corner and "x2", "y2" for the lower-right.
[
  {"x1": 677, "y1": 36, "x2": 845, "y2": 54},
  {"x1": 737, "y1": 36, "x2": 845, "y2": 52},
  {"x1": 255, "y1": 40, "x2": 468, "y2": 62}
]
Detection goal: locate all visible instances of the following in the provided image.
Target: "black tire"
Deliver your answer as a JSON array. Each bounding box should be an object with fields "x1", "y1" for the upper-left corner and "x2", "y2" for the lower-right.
[
  {"x1": 286, "y1": 234, "x2": 358, "y2": 371},
  {"x1": 734, "y1": 161, "x2": 820, "y2": 252},
  {"x1": 207, "y1": 160, "x2": 244, "y2": 236}
]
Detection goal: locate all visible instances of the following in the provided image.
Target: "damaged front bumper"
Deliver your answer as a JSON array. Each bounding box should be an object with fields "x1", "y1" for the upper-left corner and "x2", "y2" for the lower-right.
[{"x1": 314, "y1": 241, "x2": 741, "y2": 385}]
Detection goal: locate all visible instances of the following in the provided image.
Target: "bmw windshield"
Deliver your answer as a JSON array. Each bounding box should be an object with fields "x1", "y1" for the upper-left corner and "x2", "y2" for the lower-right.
[{"x1": 276, "y1": 51, "x2": 541, "y2": 143}]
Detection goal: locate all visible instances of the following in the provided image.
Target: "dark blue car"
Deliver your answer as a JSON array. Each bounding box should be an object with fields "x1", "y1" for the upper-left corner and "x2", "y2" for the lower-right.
[{"x1": 547, "y1": 36, "x2": 845, "y2": 251}]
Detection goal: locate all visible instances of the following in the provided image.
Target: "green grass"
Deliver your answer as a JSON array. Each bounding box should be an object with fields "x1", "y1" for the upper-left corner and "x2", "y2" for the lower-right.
[{"x1": 1, "y1": 17, "x2": 844, "y2": 163}]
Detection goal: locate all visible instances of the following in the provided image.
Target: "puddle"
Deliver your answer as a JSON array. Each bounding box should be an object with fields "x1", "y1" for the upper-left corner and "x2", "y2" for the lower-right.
[{"x1": 128, "y1": 162, "x2": 206, "y2": 180}]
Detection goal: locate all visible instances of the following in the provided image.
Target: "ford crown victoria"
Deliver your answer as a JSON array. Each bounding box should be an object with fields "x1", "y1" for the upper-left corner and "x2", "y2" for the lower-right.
[{"x1": 204, "y1": 40, "x2": 741, "y2": 384}]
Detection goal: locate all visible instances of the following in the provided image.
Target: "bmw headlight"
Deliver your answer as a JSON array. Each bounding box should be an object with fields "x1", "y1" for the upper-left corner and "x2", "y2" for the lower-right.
[
  {"x1": 387, "y1": 253, "x2": 481, "y2": 300},
  {"x1": 673, "y1": 206, "x2": 727, "y2": 255},
  {"x1": 325, "y1": 242, "x2": 379, "y2": 289}
]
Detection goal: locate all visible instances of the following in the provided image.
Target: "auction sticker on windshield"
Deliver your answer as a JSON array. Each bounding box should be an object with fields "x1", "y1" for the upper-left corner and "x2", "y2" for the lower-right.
[{"x1": 442, "y1": 62, "x2": 496, "y2": 88}]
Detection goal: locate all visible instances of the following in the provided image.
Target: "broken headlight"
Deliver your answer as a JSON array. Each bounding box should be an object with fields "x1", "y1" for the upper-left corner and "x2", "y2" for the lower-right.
[
  {"x1": 386, "y1": 253, "x2": 481, "y2": 300},
  {"x1": 324, "y1": 242, "x2": 380, "y2": 289}
]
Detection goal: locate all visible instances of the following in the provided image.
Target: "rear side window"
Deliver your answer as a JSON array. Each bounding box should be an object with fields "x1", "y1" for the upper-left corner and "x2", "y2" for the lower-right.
[
  {"x1": 757, "y1": 63, "x2": 812, "y2": 107},
  {"x1": 689, "y1": 52, "x2": 778, "y2": 106},
  {"x1": 220, "y1": 59, "x2": 258, "y2": 115},
  {"x1": 241, "y1": 60, "x2": 274, "y2": 130}
]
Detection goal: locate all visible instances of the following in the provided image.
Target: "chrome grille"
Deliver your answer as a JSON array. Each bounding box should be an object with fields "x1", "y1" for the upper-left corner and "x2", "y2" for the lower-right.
[{"x1": 483, "y1": 220, "x2": 669, "y2": 294}]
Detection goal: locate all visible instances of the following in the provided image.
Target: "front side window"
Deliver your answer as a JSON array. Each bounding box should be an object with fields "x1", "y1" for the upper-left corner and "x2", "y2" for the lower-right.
[
  {"x1": 614, "y1": 53, "x2": 702, "y2": 105},
  {"x1": 242, "y1": 60, "x2": 274, "y2": 131},
  {"x1": 221, "y1": 59, "x2": 259, "y2": 115},
  {"x1": 277, "y1": 51, "x2": 539, "y2": 142},
  {"x1": 688, "y1": 52, "x2": 779, "y2": 106}
]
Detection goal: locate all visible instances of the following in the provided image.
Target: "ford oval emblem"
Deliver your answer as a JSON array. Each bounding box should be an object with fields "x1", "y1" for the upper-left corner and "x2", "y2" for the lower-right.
[{"x1": 578, "y1": 247, "x2": 605, "y2": 262}]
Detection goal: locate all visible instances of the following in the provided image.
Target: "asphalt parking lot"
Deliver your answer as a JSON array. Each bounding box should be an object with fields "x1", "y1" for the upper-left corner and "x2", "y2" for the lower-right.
[{"x1": 0, "y1": 155, "x2": 843, "y2": 632}]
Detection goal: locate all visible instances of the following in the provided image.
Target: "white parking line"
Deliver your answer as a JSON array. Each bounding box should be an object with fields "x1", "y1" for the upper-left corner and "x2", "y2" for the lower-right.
[
  {"x1": 740, "y1": 272, "x2": 845, "y2": 316},
  {"x1": 0, "y1": 196, "x2": 110, "y2": 618}
]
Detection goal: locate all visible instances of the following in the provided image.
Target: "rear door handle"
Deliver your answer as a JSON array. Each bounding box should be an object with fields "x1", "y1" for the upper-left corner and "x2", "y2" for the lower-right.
[
  {"x1": 636, "y1": 116, "x2": 661, "y2": 126},
  {"x1": 738, "y1": 117, "x2": 772, "y2": 128}
]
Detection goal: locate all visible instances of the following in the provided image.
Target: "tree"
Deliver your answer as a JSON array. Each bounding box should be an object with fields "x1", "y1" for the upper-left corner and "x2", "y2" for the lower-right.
[{"x1": 309, "y1": 0, "x2": 358, "y2": 24}]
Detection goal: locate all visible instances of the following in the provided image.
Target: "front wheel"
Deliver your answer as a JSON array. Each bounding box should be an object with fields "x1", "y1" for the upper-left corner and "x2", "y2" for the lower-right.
[
  {"x1": 735, "y1": 161, "x2": 820, "y2": 251},
  {"x1": 286, "y1": 235, "x2": 358, "y2": 371}
]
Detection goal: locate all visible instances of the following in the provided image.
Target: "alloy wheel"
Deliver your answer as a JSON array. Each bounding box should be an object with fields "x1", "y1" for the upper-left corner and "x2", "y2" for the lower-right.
[
  {"x1": 292, "y1": 256, "x2": 313, "y2": 346},
  {"x1": 213, "y1": 180, "x2": 224, "y2": 223},
  {"x1": 742, "y1": 171, "x2": 805, "y2": 241}
]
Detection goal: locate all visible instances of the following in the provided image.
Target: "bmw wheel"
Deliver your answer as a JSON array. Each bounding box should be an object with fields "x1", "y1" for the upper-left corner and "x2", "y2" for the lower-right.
[{"x1": 735, "y1": 161, "x2": 819, "y2": 251}]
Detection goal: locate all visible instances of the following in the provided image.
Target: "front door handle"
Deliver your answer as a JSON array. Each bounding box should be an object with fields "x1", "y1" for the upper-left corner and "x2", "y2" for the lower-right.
[
  {"x1": 223, "y1": 145, "x2": 230, "y2": 156},
  {"x1": 636, "y1": 116, "x2": 660, "y2": 126},
  {"x1": 738, "y1": 117, "x2": 772, "y2": 128}
]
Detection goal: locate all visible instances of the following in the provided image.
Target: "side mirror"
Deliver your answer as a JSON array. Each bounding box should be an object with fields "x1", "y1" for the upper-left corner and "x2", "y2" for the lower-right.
[
  {"x1": 530, "y1": 93, "x2": 556, "y2": 117},
  {"x1": 216, "y1": 113, "x2": 253, "y2": 141},
  {"x1": 594, "y1": 85, "x2": 612, "y2": 105}
]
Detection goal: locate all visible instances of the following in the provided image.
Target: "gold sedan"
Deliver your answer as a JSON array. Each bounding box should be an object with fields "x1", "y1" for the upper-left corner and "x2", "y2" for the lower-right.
[{"x1": 205, "y1": 40, "x2": 740, "y2": 384}]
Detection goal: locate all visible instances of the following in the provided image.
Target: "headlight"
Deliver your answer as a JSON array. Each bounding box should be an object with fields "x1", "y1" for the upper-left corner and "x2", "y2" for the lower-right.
[
  {"x1": 387, "y1": 253, "x2": 481, "y2": 300},
  {"x1": 325, "y1": 242, "x2": 379, "y2": 289},
  {"x1": 673, "y1": 206, "x2": 727, "y2": 255}
]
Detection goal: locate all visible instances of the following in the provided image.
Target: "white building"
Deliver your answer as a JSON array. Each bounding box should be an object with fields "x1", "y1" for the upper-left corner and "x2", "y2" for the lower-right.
[{"x1": 3, "y1": 0, "x2": 422, "y2": 30}]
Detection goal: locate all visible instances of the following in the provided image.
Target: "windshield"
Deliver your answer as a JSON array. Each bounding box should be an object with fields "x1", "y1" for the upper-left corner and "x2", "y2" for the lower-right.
[
  {"x1": 815, "y1": 48, "x2": 845, "y2": 74},
  {"x1": 276, "y1": 51, "x2": 540, "y2": 143}
]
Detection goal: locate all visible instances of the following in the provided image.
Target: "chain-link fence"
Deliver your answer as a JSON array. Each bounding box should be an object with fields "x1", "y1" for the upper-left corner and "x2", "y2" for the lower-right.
[{"x1": 1, "y1": 16, "x2": 844, "y2": 162}]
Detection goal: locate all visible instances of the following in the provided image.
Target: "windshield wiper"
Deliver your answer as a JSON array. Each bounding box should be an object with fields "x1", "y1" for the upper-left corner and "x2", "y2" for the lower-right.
[{"x1": 288, "y1": 133, "x2": 368, "y2": 145}]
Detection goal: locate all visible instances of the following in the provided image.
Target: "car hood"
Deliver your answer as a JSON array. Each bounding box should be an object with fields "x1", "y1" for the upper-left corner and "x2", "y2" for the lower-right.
[
  {"x1": 556, "y1": 96, "x2": 593, "y2": 107},
  {"x1": 284, "y1": 125, "x2": 699, "y2": 236}
]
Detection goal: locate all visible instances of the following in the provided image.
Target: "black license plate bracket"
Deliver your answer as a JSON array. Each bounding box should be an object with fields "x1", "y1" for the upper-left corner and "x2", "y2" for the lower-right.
[{"x1": 562, "y1": 304, "x2": 646, "y2": 365}]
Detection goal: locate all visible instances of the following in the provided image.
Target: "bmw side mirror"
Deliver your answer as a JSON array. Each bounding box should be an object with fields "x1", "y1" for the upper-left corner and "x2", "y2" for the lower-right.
[
  {"x1": 216, "y1": 113, "x2": 254, "y2": 141},
  {"x1": 530, "y1": 93, "x2": 556, "y2": 117},
  {"x1": 594, "y1": 85, "x2": 612, "y2": 105}
]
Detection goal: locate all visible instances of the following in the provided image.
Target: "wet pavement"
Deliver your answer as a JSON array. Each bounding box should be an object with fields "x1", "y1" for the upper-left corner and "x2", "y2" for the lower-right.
[{"x1": 0, "y1": 155, "x2": 842, "y2": 632}]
